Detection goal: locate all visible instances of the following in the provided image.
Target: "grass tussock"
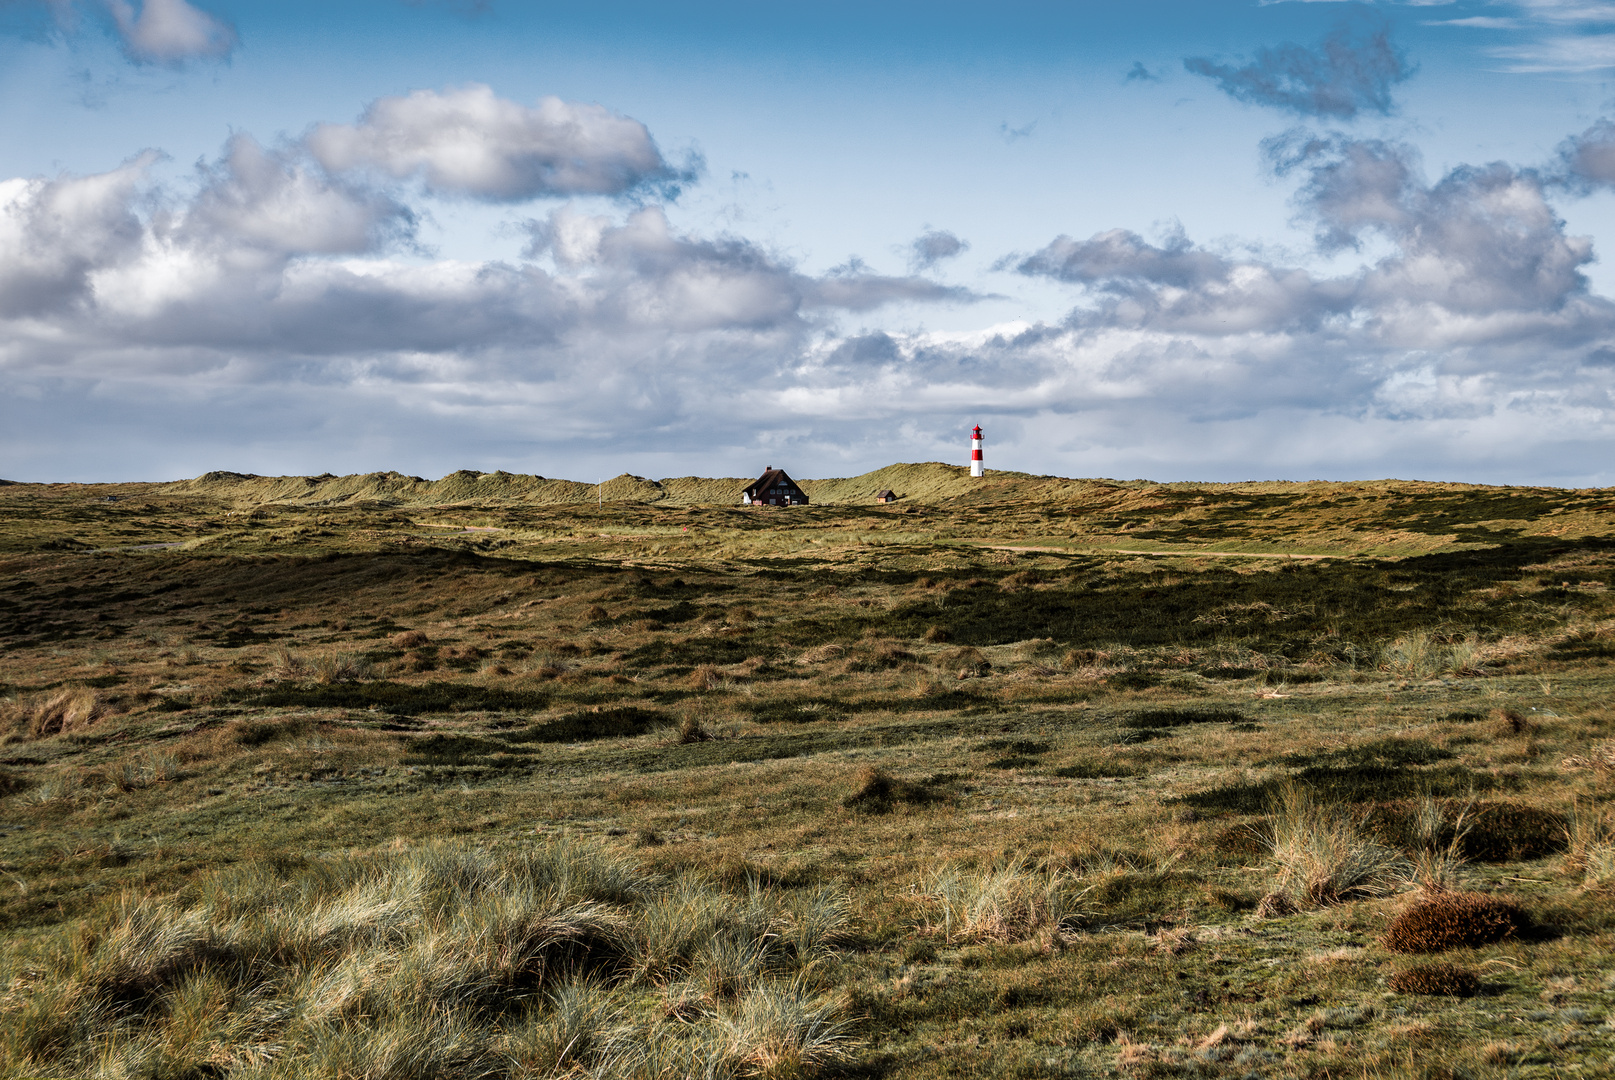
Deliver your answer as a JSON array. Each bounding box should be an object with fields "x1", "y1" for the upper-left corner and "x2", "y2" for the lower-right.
[
  {"x1": 3, "y1": 688, "x2": 114, "y2": 740},
  {"x1": 1564, "y1": 801, "x2": 1615, "y2": 890},
  {"x1": 913, "y1": 862, "x2": 1088, "y2": 942},
  {"x1": 0, "y1": 840, "x2": 855, "y2": 1080},
  {"x1": 843, "y1": 767, "x2": 948, "y2": 814},
  {"x1": 1264, "y1": 785, "x2": 1411, "y2": 906},
  {"x1": 1380, "y1": 891, "x2": 1527, "y2": 954}
]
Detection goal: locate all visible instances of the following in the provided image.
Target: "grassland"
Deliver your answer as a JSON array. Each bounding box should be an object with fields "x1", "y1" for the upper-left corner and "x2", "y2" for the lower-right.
[{"x1": 2, "y1": 462, "x2": 1614, "y2": 1079}]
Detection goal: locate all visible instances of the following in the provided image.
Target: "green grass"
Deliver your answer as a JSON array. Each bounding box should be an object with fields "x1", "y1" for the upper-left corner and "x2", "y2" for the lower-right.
[{"x1": 3, "y1": 469, "x2": 1615, "y2": 1078}]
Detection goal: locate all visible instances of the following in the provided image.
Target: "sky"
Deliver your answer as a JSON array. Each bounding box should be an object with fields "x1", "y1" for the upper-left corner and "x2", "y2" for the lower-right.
[{"x1": 8, "y1": 2, "x2": 1615, "y2": 484}]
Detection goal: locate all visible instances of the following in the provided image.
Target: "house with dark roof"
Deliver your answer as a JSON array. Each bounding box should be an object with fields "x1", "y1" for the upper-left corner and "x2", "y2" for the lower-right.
[
  {"x1": 875, "y1": 489, "x2": 898, "y2": 503},
  {"x1": 741, "y1": 467, "x2": 809, "y2": 507}
]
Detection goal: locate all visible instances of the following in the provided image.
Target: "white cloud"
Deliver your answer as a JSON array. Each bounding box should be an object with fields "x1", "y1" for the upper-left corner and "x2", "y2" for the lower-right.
[
  {"x1": 183, "y1": 135, "x2": 415, "y2": 258},
  {"x1": 0, "y1": 150, "x2": 158, "y2": 317},
  {"x1": 307, "y1": 85, "x2": 688, "y2": 202},
  {"x1": 7, "y1": 113, "x2": 1615, "y2": 486},
  {"x1": 103, "y1": 0, "x2": 236, "y2": 64},
  {"x1": 1490, "y1": 32, "x2": 1615, "y2": 71},
  {"x1": 1426, "y1": 16, "x2": 1524, "y2": 28}
]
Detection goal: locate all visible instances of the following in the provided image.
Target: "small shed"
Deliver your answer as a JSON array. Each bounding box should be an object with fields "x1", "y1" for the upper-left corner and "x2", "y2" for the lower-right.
[
  {"x1": 875, "y1": 489, "x2": 898, "y2": 504},
  {"x1": 741, "y1": 467, "x2": 809, "y2": 507}
]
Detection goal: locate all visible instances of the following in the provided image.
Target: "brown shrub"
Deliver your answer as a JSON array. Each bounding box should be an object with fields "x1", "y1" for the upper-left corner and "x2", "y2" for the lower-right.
[
  {"x1": 688, "y1": 664, "x2": 721, "y2": 691},
  {"x1": 1388, "y1": 963, "x2": 1480, "y2": 997},
  {"x1": 583, "y1": 604, "x2": 609, "y2": 623},
  {"x1": 798, "y1": 644, "x2": 845, "y2": 665},
  {"x1": 923, "y1": 625, "x2": 950, "y2": 644},
  {"x1": 946, "y1": 647, "x2": 991, "y2": 676},
  {"x1": 400, "y1": 651, "x2": 437, "y2": 673},
  {"x1": 845, "y1": 766, "x2": 897, "y2": 809},
  {"x1": 998, "y1": 570, "x2": 1041, "y2": 592},
  {"x1": 838, "y1": 641, "x2": 918, "y2": 674},
  {"x1": 1382, "y1": 892, "x2": 1526, "y2": 954},
  {"x1": 843, "y1": 766, "x2": 944, "y2": 813},
  {"x1": 1495, "y1": 707, "x2": 1536, "y2": 736},
  {"x1": 391, "y1": 630, "x2": 430, "y2": 649}
]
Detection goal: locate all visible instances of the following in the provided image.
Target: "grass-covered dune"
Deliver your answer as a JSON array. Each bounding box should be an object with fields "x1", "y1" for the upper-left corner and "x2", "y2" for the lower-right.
[{"x1": 2, "y1": 467, "x2": 1614, "y2": 1078}]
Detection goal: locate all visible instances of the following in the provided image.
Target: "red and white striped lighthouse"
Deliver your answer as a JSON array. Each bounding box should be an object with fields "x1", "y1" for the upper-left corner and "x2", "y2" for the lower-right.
[{"x1": 969, "y1": 424, "x2": 984, "y2": 478}]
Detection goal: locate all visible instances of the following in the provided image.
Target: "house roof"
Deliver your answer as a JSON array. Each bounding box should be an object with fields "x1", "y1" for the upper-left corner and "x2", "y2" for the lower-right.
[
  {"x1": 742, "y1": 468, "x2": 801, "y2": 495},
  {"x1": 875, "y1": 489, "x2": 897, "y2": 499}
]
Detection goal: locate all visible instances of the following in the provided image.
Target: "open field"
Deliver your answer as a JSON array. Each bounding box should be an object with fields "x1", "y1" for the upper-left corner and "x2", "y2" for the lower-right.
[{"x1": 3, "y1": 462, "x2": 1615, "y2": 1079}]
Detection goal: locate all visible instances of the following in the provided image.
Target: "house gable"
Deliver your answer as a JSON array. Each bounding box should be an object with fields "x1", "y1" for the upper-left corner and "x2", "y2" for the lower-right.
[{"x1": 740, "y1": 467, "x2": 809, "y2": 506}]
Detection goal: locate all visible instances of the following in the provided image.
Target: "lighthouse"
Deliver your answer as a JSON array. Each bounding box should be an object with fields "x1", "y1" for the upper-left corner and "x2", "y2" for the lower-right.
[{"x1": 970, "y1": 425, "x2": 984, "y2": 478}]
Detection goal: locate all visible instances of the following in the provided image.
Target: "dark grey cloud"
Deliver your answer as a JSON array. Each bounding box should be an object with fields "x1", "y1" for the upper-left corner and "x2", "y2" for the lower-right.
[
  {"x1": 308, "y1": 85, "x2": 697, "y2": 202},
  {"x1": 1265, "y1": 130, "x2": 1420, "y2": 250},
  {"x1": 909, "y1": 229, "x2": 968, "y2": 271},
  {"x1": 1552, "y1": 118, "x2": 1615, "y2": 192},
  {"x1": 1015, "y1": 227, "x2": 1230, "y2": 289},
  {"x1": 1010, "y1": 135, "x2": 1605, "y2": 368},
  {"x1": 1184, "y1": 18, "x2": 1412, "y2": 119},
  {"x1": 1125, "y1": 61, "x2": 1160, "y2": 83}
]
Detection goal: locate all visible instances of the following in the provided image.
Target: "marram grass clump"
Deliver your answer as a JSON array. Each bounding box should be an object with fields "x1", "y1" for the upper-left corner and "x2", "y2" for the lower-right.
[
  {"x1": 1264, "y1": 784, "x2": 1410, "y2": 906},
  {"x1": 0, "y1": 840, "x2": 855, "y2": 1080},
  {"x1": 1381, "y1": 891, "x2": 1526, "y2": 954}
]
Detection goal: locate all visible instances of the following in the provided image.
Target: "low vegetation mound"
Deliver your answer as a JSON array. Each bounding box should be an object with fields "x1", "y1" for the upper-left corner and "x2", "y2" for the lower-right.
[
  {"x1": 843, "y1": 766, "x2": 950, "y2": 814},
  {"x1": 1372, "y1": 800, "x2": 1568, "y2": 863},
  {"x1": 1381, "y1": 892, "x2": 1527, "y2": 954},
  {"x1": 228, "y1": 680, "x2": 551, "y2": 715},
  {"x1": 1, "y1": 841, "x2": 855, "y2": 1080},
  {"x1": 1388, "y1": 963, "x2": 1481, "y2": 997}
]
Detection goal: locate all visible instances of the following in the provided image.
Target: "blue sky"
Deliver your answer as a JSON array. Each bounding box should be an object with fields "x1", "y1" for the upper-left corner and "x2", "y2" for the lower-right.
[{"x1": 6, "y1": 1, "x2": 1615, "y2": 484}]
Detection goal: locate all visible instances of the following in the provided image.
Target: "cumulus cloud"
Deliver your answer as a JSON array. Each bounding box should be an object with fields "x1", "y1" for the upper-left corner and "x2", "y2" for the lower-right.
[
  {"x1": 104, "y1": 0, "x2": 236, "y2": 64},
  {"x1": 0, "y1": 148, "x2": 984, "y2": 386},
  {"x1": 1015, "y1": 226, "x2": 1230, "y2": 289},
  {"x1": 184, "y1": 135, "x2": 416, "y2": 258},
  {"x1": 9, "y1": 103, "x2": 1615, "y2": 487},
  {"x1": 1184, "y1": 18, "x2": 1412, "y2": 118},
  {"x1": 908, "y1": 229, "x2": 968, "y2": 271},
  {"x1": 0, "y1": 150, "x2": 158, "y2": 317},
  {"x1": 1018, "y1": 137, "x2": 1598, "y2": 339},
  {"x1": 1264, "y1": 130, "x2": 1421, "y2": 250},
  {"x1": 308, "y1": 85, "x2": 691, "y2": 202}
]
